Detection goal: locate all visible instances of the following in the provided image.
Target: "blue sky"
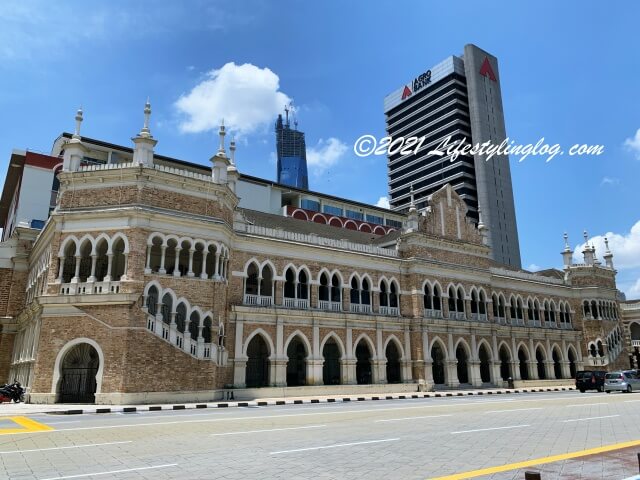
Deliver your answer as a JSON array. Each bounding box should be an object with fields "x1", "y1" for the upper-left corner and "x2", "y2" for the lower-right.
[{"x1": 1, "y1": 1, "x2": 639, "y2": 297}]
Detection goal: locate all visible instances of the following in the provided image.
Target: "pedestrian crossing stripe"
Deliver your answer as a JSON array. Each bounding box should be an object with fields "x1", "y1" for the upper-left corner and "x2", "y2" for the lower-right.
[{"x1": 0, "y1": 416, "x2": 54, "y2": 435}]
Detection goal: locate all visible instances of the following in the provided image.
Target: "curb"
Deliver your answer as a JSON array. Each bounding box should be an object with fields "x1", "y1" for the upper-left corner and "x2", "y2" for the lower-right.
[{"x1": 39, "y1": 386, "x2": 576, "y2": 415}]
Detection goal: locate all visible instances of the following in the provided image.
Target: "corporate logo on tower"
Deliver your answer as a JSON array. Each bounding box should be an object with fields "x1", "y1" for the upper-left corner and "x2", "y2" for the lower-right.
[
  {"x1": 479, "y1": 56, "x2": 497, "y2": 81},
  {"x1": 401, "y1": 86, "x2": 412, "y2": 100},
  {"x1": 401, "y1": 70, "x2": 432, "y2": 101}
]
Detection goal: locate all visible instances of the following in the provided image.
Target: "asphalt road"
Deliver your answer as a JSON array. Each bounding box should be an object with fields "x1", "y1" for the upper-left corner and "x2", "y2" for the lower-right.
[{"x1": 1, "y1": 390, "x2": 640, "y2": 479}]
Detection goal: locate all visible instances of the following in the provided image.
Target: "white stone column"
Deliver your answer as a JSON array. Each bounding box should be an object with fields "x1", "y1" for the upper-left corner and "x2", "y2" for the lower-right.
[
  {"x1": 71, "y1": 255, "x2": 81, "y2": 283},
  {"x1": 159, "y1": 246, "x2": 167, "y2": 274},
  {"x1": 88, "y1": 255, "x2": 97, "y2": 282},
  {"x1": 214, "y1": 252, "x2": 221, "y2": 279},
  {"x1": 173, "y1": 247, "x2": 181, "y2": 277},
  {"x1": 200, "y1": 250, "x2": 209, "y2": 279},
  {"x1": 187, "y1": 249, "x2": 195, "y2": 277},
  {"x1": 145, "y1": 247, "x2": 151, "y2": 274},
  {"x1": 446, "y1": 360, "x2": 459, "y2": 388},
  {"x1": 57, "y1": 256, "x2": 64, "y2": 282},
  {"x1": 104, "y1": 254, "x2": 114, "y2": 282}
]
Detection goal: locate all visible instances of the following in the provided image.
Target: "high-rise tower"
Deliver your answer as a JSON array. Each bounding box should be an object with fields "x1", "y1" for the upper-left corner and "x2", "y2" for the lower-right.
[
  {"x1": 276, "y1": 106, "x2": 308, "y2": 190},
  {"x1": 384, "y1": 44, "x2": 521, "y2": 268}
]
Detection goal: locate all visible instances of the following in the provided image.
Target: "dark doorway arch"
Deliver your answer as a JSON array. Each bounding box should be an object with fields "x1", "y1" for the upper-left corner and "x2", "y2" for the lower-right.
[
  {"x1": 355, "y1": 341, "x2": 373, "y2": 385},
  {"x1": 286, "y1": 337, "x2": 307, "y2": 387},
  {"x1": 322, "y1": 338, "x2": 341, "y2": 385},
  {"x1": 246, "y1": 335, "x2": 270, "y2": 387},
  {"x1": 385, "y1": 341, "x2": 401, "y2": 384},
  {"x1": 518, "y1": 348, "x2": 530, "y2": 380},
  {"x1": 456, "y1": 345, "x2": 469, "y2": 384},
  {"x1": 499, "y1": 346, "x2": 511, "y2": 381},
  {"x1": 58, "y1": 343, "x2": 99, "y2": 403},
  {"x1": 431, "y1": 343, "x2": 446, "y2": 385},
  {"x1": 479, "y1": 344, "x2": 491, "y2": 383},
  {"x1": 552, "y1": 349, "x2": 562, "y2": 379},
  {"x1": 568, "y1": 348, "x2": 577, "y2": 378},
  {"x1": 536, "y1": 348, "x2": 546, "y2": 380}
]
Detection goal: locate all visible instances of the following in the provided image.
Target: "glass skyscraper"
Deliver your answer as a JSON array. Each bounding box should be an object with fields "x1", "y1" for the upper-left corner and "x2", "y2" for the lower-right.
[{"x1": 276, "y1": 111, "x2": 308, "y2": 189}]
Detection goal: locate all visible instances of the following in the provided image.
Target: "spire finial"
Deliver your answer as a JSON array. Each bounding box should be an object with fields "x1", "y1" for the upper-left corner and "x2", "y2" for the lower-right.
[
  {"x1": 73, "y1": 106, "x2": 83, "y2": 139},
  {"x1": 217, "y1": 119, "x2": 226, "y2": 156},
  {"x1": 604, "y1": 236, "x2": 610, "y2": 252},
  {"x1": 229, "y1": 136, "x2": 236, "y2": 165},
  {"x1": 583, "y1": 230, "x2": 589, "y2": 244},
  {"x1": 409, "y1": 183, "x2": 415, "y2": 207},
  {"x1": 563, "y1": 232, "x2": 570, "y2": 250},
  {"x1": 141, "y1": 98, "x2": 152, "y2": 137}
]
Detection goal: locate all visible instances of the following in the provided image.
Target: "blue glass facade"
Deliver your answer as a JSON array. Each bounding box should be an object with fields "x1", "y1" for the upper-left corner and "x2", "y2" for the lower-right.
[{"x1": 276, "y1": 113, "x2": 308, "y2": 189}]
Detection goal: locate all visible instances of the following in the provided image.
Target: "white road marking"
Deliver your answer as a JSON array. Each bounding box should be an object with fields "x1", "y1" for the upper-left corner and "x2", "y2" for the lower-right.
[
  {"x1": 562, "y1": 414, "x2": 620, "y2": 423},
  {"x1": 41, "y1": 421, "x2": 82, "y2": 425},
  {"x1": 211, "y1": 425, "x2": 326, "y2": 436},
  {"x1": 566, "y1": 403, "x2": 608, "y2": 407},
  {"x1": 0, "y1": 441, "x2": 131, "y2": 455},
  {"x1": 624, "y1": 399, "x2": 640, "y2": 403},
  {"x1": 270, "y1": 438, "x2": 399, "y2": 455},
  {"x1": 39, "y1": 463, "x2": 178, "y2": 480},
  {"x1": 374, "y1": 414, "x2": 453, "y2": 423},
  {"x1": 484, "y1": 408, "x2": 543, "y2": 414},
  {"x1": 451, "y1": 424, "x2": 530, "y2": 434}
]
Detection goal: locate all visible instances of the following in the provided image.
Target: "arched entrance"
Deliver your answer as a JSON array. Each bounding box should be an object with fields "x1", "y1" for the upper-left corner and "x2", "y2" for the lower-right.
[
  {"x1": 499, "y1": 346, "x2": 511, "y2": 381},
  {"x1": 58, "y1": 343, "x2": 99, "y2": 403},
  {"x1": 536, "y1": 348, "x2": 546, "y2": 380},
  {"x1": 355, "y1": 341, "x2": 372, "y2": 385},
  {"x1": 456, "y1": 345, "x2": 469, "y2": 384},
  {"x1": 385, "y1": 341, "x2": 401, "y2": 384},
  {"x1": 322, "y1": 338, "x2": 341, "y2": 385},
  {"x1": 431, "y1": 343, "x2": 446, "y2": 385},
  {"x1": 286, "y1": 337, "x2": 307, "y2": 387},
  {"x1": 552, "y1": 349, "x2": 562, "y2": 379},
  {"x1": 246, "y1": 335, "x2": 270, "y2": 387},
  {"x1": 478, "y1": 344, "x2": 491, "y2": 384},
  {"x1": 568, "y1": 348, "x2": 577, "y2": 378},
  {"x1": 518, "y1": 348, "x2": 529, "y2": 380}
]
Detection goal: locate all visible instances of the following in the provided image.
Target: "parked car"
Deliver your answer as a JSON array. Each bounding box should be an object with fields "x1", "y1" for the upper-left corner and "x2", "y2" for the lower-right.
[
  {"x1": 604, "y1": 370, "x2": 640, "y2": 393},
  {"x1": 576, "y1": 370, "x2": 606, "y2": 392}
]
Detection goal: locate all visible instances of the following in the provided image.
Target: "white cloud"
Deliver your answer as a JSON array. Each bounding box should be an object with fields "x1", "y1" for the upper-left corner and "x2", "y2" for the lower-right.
[
  {"x1": 307, "y1": 138, "x2": 348, "y2": 174},
  {"x1": 624, "y1": 128, "x2": 640, "y2": 159},
  {"x1": 375, "y1": 196, "x2": 390, "y2": 209},
  {"x1": 174, "y1": 62, "x2": 291, "y2": 136},
  {"x1": 627, "y1": 278, "x2": 640, "y2": 298},
  {"x1": 601, "y1": 176, "x2": 620, "y2": 186},
  {"x1": 573, "y1": 220, "x2": 640, "y2": 270},
  {"x1": 527, "y1": 264, "x2": 541, "y2": 272}
]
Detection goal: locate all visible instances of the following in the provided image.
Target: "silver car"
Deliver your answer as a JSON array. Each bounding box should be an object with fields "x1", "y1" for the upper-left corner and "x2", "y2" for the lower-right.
[{"x1": 604, "y1": 370, "x2": 640, "y2": 393}]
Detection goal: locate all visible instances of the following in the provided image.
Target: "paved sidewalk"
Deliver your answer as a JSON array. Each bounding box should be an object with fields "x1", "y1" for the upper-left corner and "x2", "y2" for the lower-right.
[{"x1": 0, "y1": 385, "x2": 575, "y2": 415}]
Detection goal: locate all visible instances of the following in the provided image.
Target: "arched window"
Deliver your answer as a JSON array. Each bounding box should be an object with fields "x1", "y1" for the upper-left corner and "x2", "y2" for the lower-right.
[
  {"x1": 175, "y1": 303, "x2": 187, "y2": 333},
  {"x1": 111, "y1": 237, "x2": 126, "y2": 281},
  {"x1": 284, "y1": 268, "x2": 296, "y2": 299},
  {"x1": 424, "y1": 284, "x2": 433, "y2": 310},
  {"x1": 189, "y1": 311, "x2": 200, "y2": 340},
  {"x1": 260, "y1": 264, "x2": 273, "y2": 297},
  {"x1": 471, "y1": 290, "x2": 479, "y2": 314},
  {"x1": 202, "y1": 316, "x2": 212, "y2": 343},
  {"x1": 350, "y1": 277, "x2": 360, "y2": 305},
  {"x1": 94, "y1": 238, "x2": 109, "y2": 281},
  {"x1": 161, "y1": 293, "x2": 173, "y2": 324},
  {"x1": 492, "y1": 294, "x2": 499, "y2": 318},
  {"x1": 148, "y1": 236, "x2": 162, "y2": 273},
  {"x1": 361, "y1": 278, "x2": 371, "y2": 305},
  {"x1": 583, "y1": 301, "x2": 590, "y2": 317},
  {"x1": 319, "y1": 273, "x2": 329, "y2": 301},
  {"x1": 146, "y1": 286, "x2": 158, "y2": 315},
  {"x1": 448, "y1": 286, "x2": 457, "y2": 312},
  {"x1": 62, "y1": 241, "x2": 77, "y2": 283},
  {"x1": 297, "y1": 270, "x2": 308, "y2": 300},
  {"x1": 380, "y1": 281, "x2": 388, "y2": 307},
  {"x1": 331, "y1": 274, "x2": 341, "y2": 303},
  {"x1": 433, "y1": 285, "x2": 441, "y2": 311},
  {"x1": 78, "y1": 239, "x2": 92, "y2": 282},
  {"x1": 390, "y1": 282, "x2": 398, "y2": 308},
  {"x1": 245, "y1": 263, "x2": 259, "y2": 296}
]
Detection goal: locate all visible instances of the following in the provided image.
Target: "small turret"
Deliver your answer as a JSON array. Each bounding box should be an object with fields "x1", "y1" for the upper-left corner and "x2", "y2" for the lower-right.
[
  {"x1": 603, "y1": 236, "x2": 615, "y2": 269},
  {"x1": 211, "y1": 120, "x2": 230, "y2": 184},
  {"x1": 132, "y1": 99, "x2": 157, "y2": 167},
  {"x1": 561, "y1": 232, "x2": 573, "y2": 269},
  {"x1": 227, "y1": 137, "x2": 239, "y2": 193},
  {"x1": 62, "y1": 107, "x2": 88, "y2": 172},
  {"x1": 582, "y1": 230, "x2": 595, "y2": 265},
  {"x1": 405, "y1": 184, "x2": 419, "y2": 232}
]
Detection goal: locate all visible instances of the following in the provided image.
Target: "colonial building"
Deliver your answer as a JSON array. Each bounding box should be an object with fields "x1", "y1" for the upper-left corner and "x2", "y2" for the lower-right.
[{"x1": 0, "y1": 105, "x2": 631, "y2": 404}]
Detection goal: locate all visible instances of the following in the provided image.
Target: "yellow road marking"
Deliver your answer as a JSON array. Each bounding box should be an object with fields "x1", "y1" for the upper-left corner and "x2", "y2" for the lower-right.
[
  {"x1": 0, "y1": 416, "x2": 54, "y2": 435},
  {"x1": 430, "y1": 439, "x2": 640, "y2": 480}
]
